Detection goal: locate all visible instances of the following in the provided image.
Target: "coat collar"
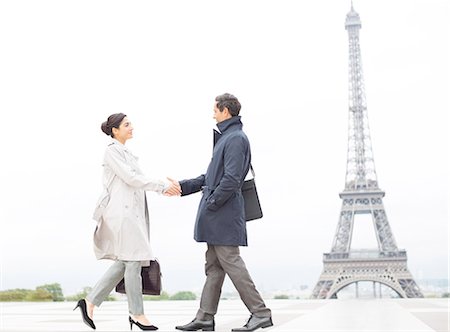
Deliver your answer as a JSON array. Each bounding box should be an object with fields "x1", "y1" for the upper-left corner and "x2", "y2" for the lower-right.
[
  {"x1": 109, "y1": 138, "x2": 136, "y2": 157},
  {"x1": 214, "y1": 116, "x2": 243, "y2": 145},
  {"x1": 216, "y1": 116, "x2": 243, "y2": 134},
  {"x1": 110, "y1": 138, "x2": 126, "y2": 149}
]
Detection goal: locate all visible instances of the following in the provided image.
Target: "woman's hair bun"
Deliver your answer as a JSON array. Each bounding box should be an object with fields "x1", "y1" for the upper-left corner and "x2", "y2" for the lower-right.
[
  {"x1": 101, "y1": 121, "x2": 111, "y2": 136},
  {"x1": 100, "y1": 113, "x2": 126, "y2": 137}
]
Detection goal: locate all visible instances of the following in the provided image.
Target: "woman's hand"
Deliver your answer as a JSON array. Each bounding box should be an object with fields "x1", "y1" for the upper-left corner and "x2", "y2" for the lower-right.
[{"x1": 164, "y1": 177, "x2": 182, "y2": 196}]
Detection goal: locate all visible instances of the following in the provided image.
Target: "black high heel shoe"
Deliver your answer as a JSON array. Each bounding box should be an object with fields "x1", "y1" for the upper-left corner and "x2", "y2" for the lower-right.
[
  {"x1": 129, "y1": 316, "x2": 158, "y2": 331},
  {"x1": 73, "y1": 299, "x2": 96, "y2": 330}
]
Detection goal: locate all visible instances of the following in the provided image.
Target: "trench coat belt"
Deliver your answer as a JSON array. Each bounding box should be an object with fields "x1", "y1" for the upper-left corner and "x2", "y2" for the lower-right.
[
  {"x1": 201, "y1": 186, "x2": 216, "y2": 194},
  {"x1": 201, "y1": 185, "x2": 244, "y2": 195}
]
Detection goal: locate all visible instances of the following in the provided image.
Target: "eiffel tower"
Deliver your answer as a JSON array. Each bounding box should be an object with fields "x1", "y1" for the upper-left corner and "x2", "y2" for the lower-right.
[{"x1": 311, "y1": 4, "x2": 423, "y2": 299}]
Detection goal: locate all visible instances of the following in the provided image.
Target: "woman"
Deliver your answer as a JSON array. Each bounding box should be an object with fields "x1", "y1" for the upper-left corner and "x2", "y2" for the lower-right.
[{"x1": 74, "y1": 113, "x2": 181, "y2": 331}]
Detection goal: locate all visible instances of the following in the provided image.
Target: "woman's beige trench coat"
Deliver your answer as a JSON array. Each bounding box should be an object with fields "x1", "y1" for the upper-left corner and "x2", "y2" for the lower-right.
[{"x1": 92, "y1": 139, "x2": 168, "y2": 261}]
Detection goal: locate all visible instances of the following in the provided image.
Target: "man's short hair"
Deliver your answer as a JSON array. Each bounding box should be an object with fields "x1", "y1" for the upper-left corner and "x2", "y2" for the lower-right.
[{"x1": 215, "y1": 93, "x2": 241, "y2": 116}]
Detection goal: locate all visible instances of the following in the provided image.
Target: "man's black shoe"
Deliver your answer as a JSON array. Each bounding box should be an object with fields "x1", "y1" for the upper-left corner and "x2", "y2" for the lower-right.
[
  {"x1": 175, "y1": 318, "x2": 215, "y2": 331},
  {"x1": 231, "y1": 315, "x2": 273, "y2": 332}
]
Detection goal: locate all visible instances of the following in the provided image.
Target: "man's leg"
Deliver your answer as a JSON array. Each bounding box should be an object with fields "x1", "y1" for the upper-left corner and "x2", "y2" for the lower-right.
[
  {"x1": 176, "y1": 245, "x2": 222, "y2": 330},
  {"x1": 196, "y1": 244, "x2": 226, "y2": 320},
  {"x1": 214, "y1": 246, "x2": 271, "y2": 318}
]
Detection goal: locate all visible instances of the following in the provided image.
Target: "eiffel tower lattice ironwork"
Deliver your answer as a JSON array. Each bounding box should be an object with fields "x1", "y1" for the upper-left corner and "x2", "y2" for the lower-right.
[{"x1": 311, "y1": 4, "x2": 423, "y2": 299}]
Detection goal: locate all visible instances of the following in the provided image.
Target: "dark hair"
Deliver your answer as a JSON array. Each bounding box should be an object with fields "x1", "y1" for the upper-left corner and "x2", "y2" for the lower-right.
[
  {"x1": 215, "y1": 93, "x2": 241, "y2": 116},
  {"x1": 101, "y1": 113, "x2": 127, "y2": 137}
]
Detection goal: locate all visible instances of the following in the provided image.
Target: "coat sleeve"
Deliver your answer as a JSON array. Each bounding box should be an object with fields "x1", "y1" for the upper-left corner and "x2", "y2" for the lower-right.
[
  {"x1": 179, "y1": 175, "x2": 205, "y2": 196},
  {"x1": 104, "y1": 145, "x2": 168, "y2": 193},
  {"x1": 206, "y1": 135, "x2": 248, "y2": 211}
]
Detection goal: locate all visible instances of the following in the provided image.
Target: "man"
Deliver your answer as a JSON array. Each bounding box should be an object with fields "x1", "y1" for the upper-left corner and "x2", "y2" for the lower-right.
[{"x1": 172, "y1": 93, "x2": 273, "y2": 332}]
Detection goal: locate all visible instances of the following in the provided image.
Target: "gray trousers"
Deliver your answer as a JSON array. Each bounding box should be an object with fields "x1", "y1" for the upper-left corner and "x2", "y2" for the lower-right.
[
  {"x1": 86, "y1": 260, "x2": 144, "y2": 315},
  {"x1": 196, "y1": 245, "x2": 271, "y2": 320}
]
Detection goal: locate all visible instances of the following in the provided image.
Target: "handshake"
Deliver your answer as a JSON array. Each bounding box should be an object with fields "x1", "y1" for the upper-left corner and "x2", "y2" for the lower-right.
[{"x1": 163, "y1": 177, "x2": 182, "y2": 197}]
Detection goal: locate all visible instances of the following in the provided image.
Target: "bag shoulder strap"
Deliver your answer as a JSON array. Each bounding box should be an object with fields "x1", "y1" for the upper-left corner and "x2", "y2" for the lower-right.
[{"x1": 249, "y1": 164, "x2": 255, "y2": 178}]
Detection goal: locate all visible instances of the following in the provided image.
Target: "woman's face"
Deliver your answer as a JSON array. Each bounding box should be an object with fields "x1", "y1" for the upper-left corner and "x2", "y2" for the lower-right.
[{"x1": 112, "y1": 117, "x2": 133, "y2": 143}]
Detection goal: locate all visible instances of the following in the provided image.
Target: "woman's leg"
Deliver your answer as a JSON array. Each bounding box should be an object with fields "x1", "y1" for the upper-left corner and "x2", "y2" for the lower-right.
[
  {"x1": 86, "y1": 261, "x2": 126, "y2": 308},
  {"x1": 123, "y1": 261, "x2": 144, "y2": 315}
]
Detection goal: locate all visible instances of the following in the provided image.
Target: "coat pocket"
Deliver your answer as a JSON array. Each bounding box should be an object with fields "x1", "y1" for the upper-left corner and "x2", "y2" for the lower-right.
[
  {"x1": 93, "y1": 191, "x2": 111, "y2": 221},
  {"x1": 206, "y1": 194, "x2": 220, "y2": 211}
]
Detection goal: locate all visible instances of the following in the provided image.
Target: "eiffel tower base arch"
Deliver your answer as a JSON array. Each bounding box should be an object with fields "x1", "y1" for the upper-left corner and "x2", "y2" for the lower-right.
[{"x1": 311, "y1": 254, "x2": 423, "y2": 299}]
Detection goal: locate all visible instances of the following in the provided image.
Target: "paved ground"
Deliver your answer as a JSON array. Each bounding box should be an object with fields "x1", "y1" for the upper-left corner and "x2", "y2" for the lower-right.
[{"x1": 1, "y1": 298, "x2": 449, "y2": 332}]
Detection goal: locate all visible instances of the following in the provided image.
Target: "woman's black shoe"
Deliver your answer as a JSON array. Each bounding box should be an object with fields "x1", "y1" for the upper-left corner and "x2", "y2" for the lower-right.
[
  {"x1": 129, "y1": 316, "x2": 158, "y2": 330},
  {"x1": 73, "y1": 299, "x2": 96, "y2": 330}
]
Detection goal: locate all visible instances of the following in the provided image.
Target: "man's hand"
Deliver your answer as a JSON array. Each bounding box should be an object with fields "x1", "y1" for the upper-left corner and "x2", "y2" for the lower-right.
[{"x1": 164, "y1": 177, "x2": 182, "y2": 196}]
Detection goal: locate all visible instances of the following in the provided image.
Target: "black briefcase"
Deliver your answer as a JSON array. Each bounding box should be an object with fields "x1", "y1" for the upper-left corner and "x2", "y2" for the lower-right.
[
  {"x1": 242, "y1": 166, "x2": 263, "y2": 221},
  {"x1": 115, "y1": 260, "x2": 161, "y2": 296}
]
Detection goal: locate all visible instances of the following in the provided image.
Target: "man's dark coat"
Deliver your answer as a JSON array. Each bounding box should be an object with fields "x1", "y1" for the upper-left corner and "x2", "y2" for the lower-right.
[{"x1": 180, "y1": 116, "x2": 251, "y2": 246}]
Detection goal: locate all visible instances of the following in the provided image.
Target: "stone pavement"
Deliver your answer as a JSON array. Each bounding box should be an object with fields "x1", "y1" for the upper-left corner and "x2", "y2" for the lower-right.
[{"x1": 1, "y1": 298, "x2": 448, "y2": 332}]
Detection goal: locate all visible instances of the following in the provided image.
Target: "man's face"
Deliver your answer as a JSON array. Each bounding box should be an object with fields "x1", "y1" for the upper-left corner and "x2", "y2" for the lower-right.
[{"x1": 213, "y1": 102, "x2": 230, "y2": 123}]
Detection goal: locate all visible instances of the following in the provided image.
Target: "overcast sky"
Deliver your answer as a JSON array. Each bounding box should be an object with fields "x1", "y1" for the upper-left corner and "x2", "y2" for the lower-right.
[{"x1": 0, "y1": 0, "x2": 448, "y2": 296}]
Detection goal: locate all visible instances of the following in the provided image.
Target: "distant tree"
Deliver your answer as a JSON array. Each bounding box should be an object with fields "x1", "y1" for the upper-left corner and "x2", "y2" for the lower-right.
[
  {"x1": 25, "y1": 289, "x2": 53, "y2": 302},
  {"x1": 144, "y1": 291, "x2": 170, "y2": 301},
  {"x1": 0, "y1": 289, "x2": 30, "y2": 301},
  {"x1": 0, "y1": 288, "x2": 54, "y2": 302},
  {"x1": 442, "y1": 292, "x2": 449, "y2": 298},
  {"x1": 274, "y1": 294, "x2": 289, "y2": 299},
  {"x1": 37, "y1": 283, "x2": 65, "y2": 302},
  {"x1": 169, "y1": 291, "x2": 196, "y2": 301},
  {"x1": 66, "y1": 287, "x2": 115, "y2": 301}
]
